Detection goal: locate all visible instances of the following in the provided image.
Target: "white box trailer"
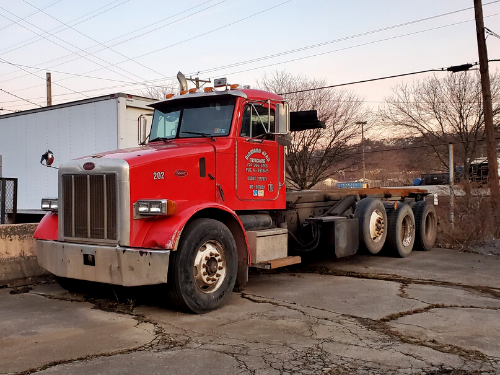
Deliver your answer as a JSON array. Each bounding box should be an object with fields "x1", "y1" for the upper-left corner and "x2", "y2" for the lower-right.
[{"x1": 0, "y1": 93, "x2": 156, "y2": 213}]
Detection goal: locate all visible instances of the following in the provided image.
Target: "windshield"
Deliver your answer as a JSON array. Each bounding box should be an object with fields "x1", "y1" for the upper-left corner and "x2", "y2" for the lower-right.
[{"x1": 150, "y1": 97, "x2": 236, "y2": 140}]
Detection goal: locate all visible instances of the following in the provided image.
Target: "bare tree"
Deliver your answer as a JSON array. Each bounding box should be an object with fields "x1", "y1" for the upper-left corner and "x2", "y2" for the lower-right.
[
  {"x1": 258, "y1": 71, "x2": 370, "y2": 189},
  {"x1": 138, "y1": 81, "x2": 177, "y2": 100},
  {"x1": 379, "y1": 71, "x2": 500, "y2": 188}
]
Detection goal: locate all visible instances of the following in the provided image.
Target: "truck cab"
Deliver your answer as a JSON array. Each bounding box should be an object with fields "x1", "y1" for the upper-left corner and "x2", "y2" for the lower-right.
[{"x1": 34, "y1": 87, "x2": 295, "y2": 313}]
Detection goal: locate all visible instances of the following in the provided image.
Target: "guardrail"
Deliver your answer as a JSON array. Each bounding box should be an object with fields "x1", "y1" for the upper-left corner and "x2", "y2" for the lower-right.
[{"x1": 0, "y1": 178, "x2": 17, "y2": 224}]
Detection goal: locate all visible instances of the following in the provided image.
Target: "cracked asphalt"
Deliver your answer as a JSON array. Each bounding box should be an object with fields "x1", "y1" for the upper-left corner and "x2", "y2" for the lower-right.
[{"x1": 1, "y1": 248, "x2": 500, "y2": 375}]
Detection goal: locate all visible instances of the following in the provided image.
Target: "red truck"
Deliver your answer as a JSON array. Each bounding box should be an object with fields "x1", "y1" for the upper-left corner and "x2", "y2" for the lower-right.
[{"x1": 34, "y1": 82, "x2": 437, "y2": 313}]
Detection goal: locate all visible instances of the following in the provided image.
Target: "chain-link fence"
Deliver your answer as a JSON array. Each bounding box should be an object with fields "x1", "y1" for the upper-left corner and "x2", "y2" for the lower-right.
[{"x1": 0, "y1": 178, "x2": 17, "y2": 224}]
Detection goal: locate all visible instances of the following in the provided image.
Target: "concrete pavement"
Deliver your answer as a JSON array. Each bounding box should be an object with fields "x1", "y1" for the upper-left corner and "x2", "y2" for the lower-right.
[{"x1": 1, "y1": 248, "x2": 500, "y2": 374}]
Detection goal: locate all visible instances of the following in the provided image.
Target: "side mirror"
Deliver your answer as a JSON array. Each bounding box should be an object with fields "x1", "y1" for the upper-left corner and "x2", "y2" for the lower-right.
[
  {"x1": 40, "y1": 150, "x2": 54, "y2": 166},
  {"x1": 138, "y1": 115, "x2": 150, "y2": 145},
  {"x1": 275, "y1": 102, "x2": 290, "y2": 135}
]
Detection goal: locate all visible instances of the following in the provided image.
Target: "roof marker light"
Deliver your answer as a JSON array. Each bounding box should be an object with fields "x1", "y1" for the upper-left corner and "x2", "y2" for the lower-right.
[
  {"x1": 165, "y1": 93, "x2": 174, "y2": 99},
  {"x1": 204, "y1": 87, "x2": 214, "y2": 92},
  {"x1": 229, "y1": 84, "x2": 239, "y2": 90},
  {"x1": 180, "y1": 90, "x2": 188, "y2": 95},
  {"x1": 188, "y1": 88, "x2": 198, "y2": 94}
]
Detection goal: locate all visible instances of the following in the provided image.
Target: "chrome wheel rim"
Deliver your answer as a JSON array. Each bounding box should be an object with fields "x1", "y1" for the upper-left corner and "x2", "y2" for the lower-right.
[
  {"x1": 193, "y1": 241, "x2": 226, "y2": 294},
  {"x1": 401, "y1": 215, "x2": 414, "y2": 247},
  {"x1": 369, "y1": 209, "x2": 385, "y2": 242}
]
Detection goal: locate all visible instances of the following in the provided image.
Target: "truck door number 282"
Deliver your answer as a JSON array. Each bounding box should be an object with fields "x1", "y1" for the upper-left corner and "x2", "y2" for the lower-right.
[{"x1": 153, "y1": 172, "x2": 164, "y2": 180}]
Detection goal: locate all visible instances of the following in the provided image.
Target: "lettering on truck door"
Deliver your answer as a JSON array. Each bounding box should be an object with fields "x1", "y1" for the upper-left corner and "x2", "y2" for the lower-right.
[{"x1": 236, "y1": 103, "x2": 280, "y2": 201}]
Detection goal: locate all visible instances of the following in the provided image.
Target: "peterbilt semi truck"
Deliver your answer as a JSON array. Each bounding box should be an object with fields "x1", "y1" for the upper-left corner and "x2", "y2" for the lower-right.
[{"x1": 34, "y1": 81, "x2": 437, "y2": 313}]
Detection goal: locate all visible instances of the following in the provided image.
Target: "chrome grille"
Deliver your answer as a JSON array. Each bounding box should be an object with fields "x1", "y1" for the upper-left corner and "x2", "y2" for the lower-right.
[{"x1": 63, "y1": 174, "x2": 117, "y2": 242}]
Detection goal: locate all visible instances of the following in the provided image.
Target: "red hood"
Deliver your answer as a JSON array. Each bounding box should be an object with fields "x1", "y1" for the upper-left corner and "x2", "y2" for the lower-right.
[{"x1": 78, "y1": 140, "x2": 216, "y2": 168}]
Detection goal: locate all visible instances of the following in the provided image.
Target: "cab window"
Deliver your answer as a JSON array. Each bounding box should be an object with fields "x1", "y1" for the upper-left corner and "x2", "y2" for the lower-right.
[{"x1": 240, "y1": 104, "x2": 275, "y2": 138}]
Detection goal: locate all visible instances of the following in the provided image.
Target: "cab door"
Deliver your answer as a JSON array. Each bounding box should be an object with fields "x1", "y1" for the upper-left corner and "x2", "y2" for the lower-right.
[{"x1": 236, "y1": 103, "x2": 281, "y2": 201}]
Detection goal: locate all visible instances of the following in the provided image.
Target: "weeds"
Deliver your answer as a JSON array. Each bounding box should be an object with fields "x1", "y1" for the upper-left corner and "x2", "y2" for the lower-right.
[{"x1": 434, "y1": 183, "x2": 500, "y2": 250}]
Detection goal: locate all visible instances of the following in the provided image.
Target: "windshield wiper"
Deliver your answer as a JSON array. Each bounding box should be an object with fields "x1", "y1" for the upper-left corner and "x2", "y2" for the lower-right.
[
  {"x1": 182, "y1": 131, "x2": 216, "y2": 141},
  {"x1": 149, "y1": 137, "x2": 171, "y2": 143}
]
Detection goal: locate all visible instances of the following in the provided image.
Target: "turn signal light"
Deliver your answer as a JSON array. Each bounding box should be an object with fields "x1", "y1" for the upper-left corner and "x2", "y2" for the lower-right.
[
  {"x1": 180, "y1": 90, "x2": 188, "y2": 95},
  {"x1": 165, "y1": 93, "x2": 174, "y2": 99}
]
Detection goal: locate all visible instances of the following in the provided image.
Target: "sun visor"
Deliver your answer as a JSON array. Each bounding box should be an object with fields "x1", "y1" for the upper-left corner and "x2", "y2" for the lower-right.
[{"x1": 290, "y1": 110, "x2": 326, "y2": 132}]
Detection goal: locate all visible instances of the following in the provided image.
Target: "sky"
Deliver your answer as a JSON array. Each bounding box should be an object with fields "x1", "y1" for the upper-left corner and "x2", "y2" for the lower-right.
[{"x1": 0, "y1": 0, "x2": 499, "y2": 114}]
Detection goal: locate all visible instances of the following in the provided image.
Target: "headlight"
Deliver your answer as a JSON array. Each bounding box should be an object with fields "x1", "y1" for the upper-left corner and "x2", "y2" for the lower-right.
[
  {"x1": 134, "y1": 199, "x2": 176, "y2": 217},
  {"x1": 41, "y1": 198, "x2": 58, "y2": 212}
]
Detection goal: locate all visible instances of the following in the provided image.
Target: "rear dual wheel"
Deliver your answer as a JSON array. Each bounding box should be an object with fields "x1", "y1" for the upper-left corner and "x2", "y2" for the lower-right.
[
  {"x1": 412, "y1": 201, "x2": 437, "y2": 251},
  {"x1": 354, "y1": 198, "x2": 388, "y2": 254},
  {"x1": 385, "y1": 204, "x2": 415, "y2": 258}
]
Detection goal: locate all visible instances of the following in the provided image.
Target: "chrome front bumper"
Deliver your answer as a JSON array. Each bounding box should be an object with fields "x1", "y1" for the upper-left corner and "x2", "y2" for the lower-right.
[{"x1": 36, "y1": 240, "x2": 170, "y2": 286}]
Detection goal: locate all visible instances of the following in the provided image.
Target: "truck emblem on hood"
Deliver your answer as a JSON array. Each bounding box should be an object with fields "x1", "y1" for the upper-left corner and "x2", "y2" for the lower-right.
[
  {"x1": 175, "y1": 169, "x2": 188, "y2": 177},
  {"x1": 83, "y1": 162, "x2": 95, "y2": 170}
]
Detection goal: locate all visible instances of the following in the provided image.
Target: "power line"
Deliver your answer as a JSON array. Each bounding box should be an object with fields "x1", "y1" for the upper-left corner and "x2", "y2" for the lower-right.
[
  {"x1": 11, "y1": 0, "x2": 289, "y2": 93},
  {"x1": 21, "y1": 0, "x2": 168, "y2": 80},
  {"x1": 217, "y1": 13, "x2": 500, "y2": 79},
  {"x1": 50, "y1": 1, "x2": 493, "y2": 86},
  {"x1": 0, "y1": 0, "x2": 129, "y2": 61},
  {"x1": 0, "y1": 5, "x2": 147, "y2": 83},
  {"x1": 1, "y1": 56, "x2": 498, "y2": 109},
  {"x1": 0, "y1": 60, "x2": 138, "y2": 84},
  {"x1": 0, "y1": 0, "x2": 63, "y2": 32},
  {"x1": 0, "y1": 88, "x2": 42, "y2": 107},
  {"x1": 486, "y1": 27, "x2": 500, "y2": 39},
  {"x1": 185, "y1": 1, "x2": 500, "y2": 77},
  {"x1": 4, "y1": 6, "x2": 485, "y2": 99},
  {"x1": 287, "y1": 136, "x2": 500, "y2": 161},
  {"x1": 277, "y1": 68, "x2": 461, "y2": 96},
  {"x1": 0, "y1": 56, "x2": 89, "y2": 97},
  {"x1": 0, "y1": 1, "x2": 223, "y2": 87},
  {"x1": 3, "y1": 11, "x2": 500, "y2": 108},
  {"x1": 39, "y1": 7, "x2": 500, "y2": 97}
]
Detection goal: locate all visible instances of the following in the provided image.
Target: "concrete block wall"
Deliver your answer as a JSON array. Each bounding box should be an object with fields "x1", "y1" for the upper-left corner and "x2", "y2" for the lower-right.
[{"x1": 0, "y1": 224, "x2": 50, "y2": 287}]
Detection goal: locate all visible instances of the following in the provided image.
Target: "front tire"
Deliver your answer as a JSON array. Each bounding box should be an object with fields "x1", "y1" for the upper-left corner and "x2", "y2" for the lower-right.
[{"x1": 167, "y1": 218, "x2": 238, "y2": 313}]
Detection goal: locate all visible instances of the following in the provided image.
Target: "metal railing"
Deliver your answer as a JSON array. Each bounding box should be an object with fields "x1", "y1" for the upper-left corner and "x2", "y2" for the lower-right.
[{"x1": 0, "y1": 178, "x2": 17, "y2": 224}]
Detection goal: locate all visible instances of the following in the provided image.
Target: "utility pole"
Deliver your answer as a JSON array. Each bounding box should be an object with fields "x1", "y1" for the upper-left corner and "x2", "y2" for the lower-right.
[
  {"x1": 449, "y1": 143, "x2": 454, "y2": 228},
  {"x1": 187, "y1": 76, "x2": 211, "y2": 89},
  {"x1": 46, "y1": 72, "x2": 52, "y2": 106},
  {"x1": 356, "y1": 121, "x2": 367, "y2": 182},
  {"x1": 474, "y1": 0, "x2": 500, "y2": 204}
]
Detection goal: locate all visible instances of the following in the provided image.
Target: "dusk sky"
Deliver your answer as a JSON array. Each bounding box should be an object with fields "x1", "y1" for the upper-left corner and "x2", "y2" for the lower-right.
[{"x1": 0, "y1": 0, "x2": 499, "y2": 113}]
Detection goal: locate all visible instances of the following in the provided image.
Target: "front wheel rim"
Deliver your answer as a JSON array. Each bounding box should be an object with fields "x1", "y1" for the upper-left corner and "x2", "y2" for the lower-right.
[{"x1": 193, "y1": 241, "x2": 226, "y2": 294}]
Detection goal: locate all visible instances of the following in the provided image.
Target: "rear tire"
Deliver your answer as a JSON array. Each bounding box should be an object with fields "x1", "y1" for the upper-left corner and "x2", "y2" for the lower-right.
[
  {"x1": 386, "y1": 203, "x2": 415, "y2": 258},
  {"x1": 354, "y1": 198, "x2": 387, "y2": 254},
  {"x1": 412, "y1": 201, "x2": 437, "y2": 251},
  {"x1": 167, "y1": 218, "x2": 237, "y2": 313}
]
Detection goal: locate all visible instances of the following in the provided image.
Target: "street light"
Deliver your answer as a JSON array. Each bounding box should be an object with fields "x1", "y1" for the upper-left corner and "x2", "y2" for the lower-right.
[{"x1": 356, "y1": 121, "x2": 367, "y2": 182}]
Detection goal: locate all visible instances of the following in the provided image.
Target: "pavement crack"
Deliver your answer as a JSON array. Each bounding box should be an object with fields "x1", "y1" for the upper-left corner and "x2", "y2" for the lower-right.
[
  {"x1": 297, "y1": 266, "x2": 500, "y2": 300},
  {"x1": 240, "y1": 292, "x2": 309, "y2": 317}
]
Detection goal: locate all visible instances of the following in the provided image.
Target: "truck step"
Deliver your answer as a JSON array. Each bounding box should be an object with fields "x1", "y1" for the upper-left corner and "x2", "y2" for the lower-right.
[{"x1": 251, "y1": 256, "x2": 301, "y2": 270}]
